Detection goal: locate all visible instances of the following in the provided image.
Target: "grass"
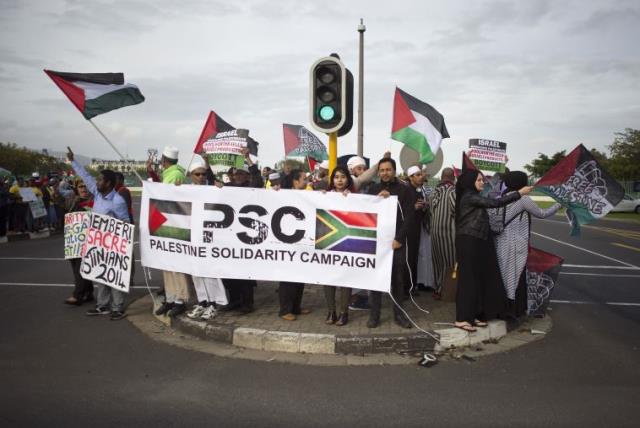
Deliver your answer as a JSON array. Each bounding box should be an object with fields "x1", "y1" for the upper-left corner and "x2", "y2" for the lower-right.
[{"x1": 534, "y1": 201, "x2": 640, "y2": 223}]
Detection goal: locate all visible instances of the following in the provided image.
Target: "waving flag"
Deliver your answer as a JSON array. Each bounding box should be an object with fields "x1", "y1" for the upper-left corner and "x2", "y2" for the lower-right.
[
  {"x1": 315, "y1": 210, "x2": 377, "y2": 255},
  {"x1": 193, "y1": 111, "x2": 235, "y2": 154},
  {"x1": 283, "y1": 124, "x2": 328, "y2": 160},
  {"x1": 526, "y1": 247, "x2": 564, "y2": 317},
  {"x1": 391, "y1": 87, "x2": 449, "y2": 164},
  {"x1": 44, "y1": 70, "x2": 144, "y2": 119},
  {"x1": 536, "y1": 144, "x2": 624, "y2": 235}
]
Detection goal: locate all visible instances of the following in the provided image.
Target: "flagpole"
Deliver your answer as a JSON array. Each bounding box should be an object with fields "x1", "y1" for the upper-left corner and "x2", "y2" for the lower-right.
[{"x1": 87, "y1": 119, "x2": 144, "y2": 183}]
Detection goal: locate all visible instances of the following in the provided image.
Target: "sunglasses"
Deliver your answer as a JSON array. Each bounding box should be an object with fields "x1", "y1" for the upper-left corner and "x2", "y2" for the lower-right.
[{"x1": 192, "y1": 172, "x2": 206, "y2": 177}]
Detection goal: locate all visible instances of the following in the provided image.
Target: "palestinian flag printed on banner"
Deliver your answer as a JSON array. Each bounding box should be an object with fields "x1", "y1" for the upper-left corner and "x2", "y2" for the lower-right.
[
  {"x1": 192, "y1": 111, "x2": 235, "y2": 154},
  {"x1": 283, "y1": 124, "x2": 328, "y2": 161},
  {"x1": 526, "y1": 247, "x2": 564, "y2": 317},
  {"x1": 44, "y1": 70, "x2": 144, "y2": 119},
  {"x1": 148, "y1": 199, "x2": 192, "y2": 242},
  {"x1": 536, "y1": 144, "x2": 624, "y2": 235},
  {"x1": 315, "y1": 210, "x2": 377, "y2": 255},
  {"x1": 391, "y1": 87, "x2": 449, "y2": 164}
]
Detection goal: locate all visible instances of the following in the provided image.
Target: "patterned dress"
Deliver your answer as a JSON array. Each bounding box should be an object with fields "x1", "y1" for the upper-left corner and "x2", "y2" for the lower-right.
[
  {"x1": 429, "y1": 181, "x2": 456, "y2": 293},
  {"x1": 489, "y1": 196, "x2": 561, "y2": 300}
]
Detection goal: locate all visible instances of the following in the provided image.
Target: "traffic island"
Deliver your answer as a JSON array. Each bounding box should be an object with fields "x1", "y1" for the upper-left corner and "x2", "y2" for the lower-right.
[{"x1": 127, "y1": 281, "x2": 552, "y2": 365}]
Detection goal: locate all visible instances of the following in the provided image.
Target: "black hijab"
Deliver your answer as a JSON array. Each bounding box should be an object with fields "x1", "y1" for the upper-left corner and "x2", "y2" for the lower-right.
[
  {"x1": 504, "y1": 171, "x2": 528, "y2": 192},
  {"x1": 455, "y1": 170, "x2": 480, "y2": 219}
]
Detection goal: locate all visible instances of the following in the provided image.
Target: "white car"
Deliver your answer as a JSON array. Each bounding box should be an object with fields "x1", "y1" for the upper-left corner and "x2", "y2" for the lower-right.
[{"x1": 611, "y1": 194, "x2": 640, "y2": 213}]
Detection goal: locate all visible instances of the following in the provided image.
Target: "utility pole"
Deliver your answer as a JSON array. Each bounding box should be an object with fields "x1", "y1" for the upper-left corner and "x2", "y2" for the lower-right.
[{"x1": 357, "y1": 18, "x2": 366, "y2": 157}]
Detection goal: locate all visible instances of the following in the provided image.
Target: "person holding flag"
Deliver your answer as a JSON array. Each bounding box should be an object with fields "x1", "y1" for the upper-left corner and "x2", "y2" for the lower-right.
[
  {"x1": 454, "y1": 170, "x2": 533, "y2": 332},
  {"x1": 67, "y1": 147, "x2": 130, "y2": 320}
]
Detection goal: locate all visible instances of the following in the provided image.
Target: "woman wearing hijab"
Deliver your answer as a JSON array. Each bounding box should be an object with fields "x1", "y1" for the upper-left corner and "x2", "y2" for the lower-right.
[
  {"x1": 454, "y1": 170, "x2": 533, "y2": 332},
  {"x1": 490, "y1": 171, "x2": 561, "y2": 318}
]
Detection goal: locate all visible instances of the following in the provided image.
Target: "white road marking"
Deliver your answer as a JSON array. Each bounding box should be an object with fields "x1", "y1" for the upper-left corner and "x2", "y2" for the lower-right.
[
  {"x1": 0, "y1": 282, "x2": 157, "y2": 289},
  {"x1": 550, "y1": 299, "x2": 640, "y2": 307},
  {"x1": 560, "y1": 272, "x2": 640, "y2": 278},
  {"x1": 563, "y1": 264, "x2": 640, "y2": 270},
  {"x1": 531, "y1": 231, "x2": 640, "y2": 269}
]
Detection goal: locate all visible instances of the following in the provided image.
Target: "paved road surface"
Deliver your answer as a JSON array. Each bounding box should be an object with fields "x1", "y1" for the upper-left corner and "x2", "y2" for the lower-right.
[{"x1": 1, "y1": 214, "x2": 639, "y2": 427}]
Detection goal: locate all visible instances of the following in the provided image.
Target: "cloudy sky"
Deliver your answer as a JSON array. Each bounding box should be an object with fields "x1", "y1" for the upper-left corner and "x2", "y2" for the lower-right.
[{"x1": 1, "y1": 0, "x2": 638, "y2": 173}]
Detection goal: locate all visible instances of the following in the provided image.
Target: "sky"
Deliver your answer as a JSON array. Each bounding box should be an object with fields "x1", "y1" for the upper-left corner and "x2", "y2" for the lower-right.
[{"x1": 1, "y1": 0, "x2": 639, "y2": 174}]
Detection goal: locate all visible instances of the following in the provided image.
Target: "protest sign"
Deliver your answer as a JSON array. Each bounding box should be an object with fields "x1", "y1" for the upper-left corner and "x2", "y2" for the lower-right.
[
  {"x1": 64, "y1": 212, "x2": 89, "y2": 259},
  {"x1": 18, "y1": 188, "x2": 37, "y2": 202},
  {"x1": 203, "y1": 129, "x2": 254, "y2": 175},
  {"x1": 468, "y1": 138, "x2": 507, "y2": 173},
  {"x1": 140, "y1": 182, "x2": 397, "y2": 291},
  {"x1": 80, "y1": 213, "x2": 135, "y2": 292},
  {"x1": 29, "y1": 199, "x2": 48, "y2": 219}
]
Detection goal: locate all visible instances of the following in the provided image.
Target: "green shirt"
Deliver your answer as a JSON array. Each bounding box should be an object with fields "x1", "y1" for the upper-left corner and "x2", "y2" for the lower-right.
[{"x1": 162, "y1": 164, "x2": 186, "y2": 185}]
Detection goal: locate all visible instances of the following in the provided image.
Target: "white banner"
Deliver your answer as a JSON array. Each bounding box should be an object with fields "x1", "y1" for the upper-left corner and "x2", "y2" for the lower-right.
[
  {"x1": 80, "y1": 213, "x2": 135, "y2": 293},
  {"x1": 140, "y1": 182, "x2": 397, "y2": 292}
]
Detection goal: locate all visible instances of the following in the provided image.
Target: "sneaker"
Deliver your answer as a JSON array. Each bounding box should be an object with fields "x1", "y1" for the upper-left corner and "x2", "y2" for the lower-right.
[
  {"x1": 167, "y1": 303, "x2": 186, "y2": 318},
  {"x1": 86, "y1": 306, "x2": 111, "y2": 316},
  {"x1": 200, "y1": 305, "x2": 217, "y2": 321},
  {"x1": 187, "y1": 304, "x2": 206, "y2": 319},
  {"x1": 110, "y1": 311, "x2": 127, "y2": 321},
  {"x1": 154, "y1": 302, "x2": 173, "y2": 316}
]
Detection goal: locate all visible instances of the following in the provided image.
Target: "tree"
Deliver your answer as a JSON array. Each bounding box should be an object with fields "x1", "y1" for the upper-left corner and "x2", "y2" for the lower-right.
[
  {"x1": 608, "y1": 128, "x2": 640, "y2": 180},
  {"x1": 0, "y1": 142, "x2": 69, "y2": 177},
  {"x1": 524, "y1": 150, "x2": 566, "y2": 178}
]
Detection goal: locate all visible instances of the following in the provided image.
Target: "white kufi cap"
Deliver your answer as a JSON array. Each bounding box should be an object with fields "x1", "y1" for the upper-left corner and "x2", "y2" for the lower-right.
[
  {"x1": 162, "y1": 146, "x2": 179, "y2": 160},
  {"x1": 407, "y1": 166, "x2": 421, "y2": 177},
  {"x1": 189, "y1": 156, "x2": 207, "y2": 173},
  {"x1": 347, "y1": 156, "x2": 366, "y2": 170}
]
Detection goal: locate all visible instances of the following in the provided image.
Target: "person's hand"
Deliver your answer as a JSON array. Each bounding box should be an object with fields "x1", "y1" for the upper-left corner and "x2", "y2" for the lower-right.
[
  {"x1": 146, "y1": 157, "x2": 153, "y2": 170},
  {"x1": 66, "y1": 146, "x2": 74, "y2": 162},
  {"x1": 518, "y1": 186, "x2": 534, "y2": 196},
  {"x1": 214, "y1": 181, "x2": 223, "y2": 188},
  {"x1": 378, "y1": 190, "x2": 390, "y2": 198},
  {"x1": 415, "y1": 200, "x2": 425, "y2": 210},
  {"x1": 383, "y1": 150, "x2": 391, "y2": 159},
  {"x1": 392, "y1": 240, "x2": 402, "y2": 249},
  {"x1": 241, "y1": 147, "x2": 250, "y2": 158},
  {"x1": 321, "y1": 189, "x2": 327, "y2": 194},
  {"x1": 342, "y1": 189, "x2": 350, "y2": 196}
]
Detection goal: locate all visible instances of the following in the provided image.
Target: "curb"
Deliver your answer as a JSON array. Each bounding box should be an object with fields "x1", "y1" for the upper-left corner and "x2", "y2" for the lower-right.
[
  {"x1": 1, "y1": 230, "x2": 58, "y2": 243},
  {"x1": 152, "y1": 299, "x2": 523, "y2": 356}
]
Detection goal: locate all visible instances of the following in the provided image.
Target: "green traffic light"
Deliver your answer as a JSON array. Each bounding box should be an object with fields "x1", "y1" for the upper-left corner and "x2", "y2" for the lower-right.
[{"x1": 318, "y1": 105, "x2": 336, "y2": 121}]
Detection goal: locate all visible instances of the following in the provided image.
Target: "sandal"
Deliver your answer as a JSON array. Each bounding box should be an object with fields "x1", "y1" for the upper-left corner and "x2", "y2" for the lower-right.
[
  {"x1": 474, "y1": 320, "x2": 488, "y2": 327},
  {"x1": 454, "y1": 322, "x2": 477, "y2": 332}
]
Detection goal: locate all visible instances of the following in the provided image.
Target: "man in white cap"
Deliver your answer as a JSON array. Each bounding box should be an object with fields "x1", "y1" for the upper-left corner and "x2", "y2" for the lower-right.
[
  {"x1": 347, "y1": 152, "x2": 391, "y2": 192},
  {"x1": 406, "y1": 165, "x2": 435, "y2": 295},
  {"x1": 312, "y1": 160, "x2": 330, "y2": 190},
  {"x1": 184, "y1": 156, "x2": 228, "y2": 320},
  {"x1": 153, "y1": 145, "x2": 191, "y2": 318}
]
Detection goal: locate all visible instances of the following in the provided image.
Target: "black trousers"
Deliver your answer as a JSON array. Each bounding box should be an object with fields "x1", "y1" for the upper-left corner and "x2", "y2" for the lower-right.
[
  {"x1": 369, "y1": 248, "x2": 407, "y2": 319},
  {"x1": 69, "y1": 258, "x2": 93, "y2": 300},
  {"x1": 278, "y1": 282, "x2": 304, "y2": 316},
  {"x1": 0, "y1": 205, "x2": 7, "y2": 236},
  {"x1": 406, "y1": 224, "x2": 421, "y2": 290},
  {"x1": 224, "y1": 279, "x2": 255, "y2": 308},
  {"x1": 455, "y1": 234, "x2": 506, "y2": 323}
]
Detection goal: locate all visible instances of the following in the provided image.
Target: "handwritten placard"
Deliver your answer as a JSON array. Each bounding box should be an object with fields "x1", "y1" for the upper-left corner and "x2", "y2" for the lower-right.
[{"x1": 64, "y1": 212, "x2": 89, "y2": 259}]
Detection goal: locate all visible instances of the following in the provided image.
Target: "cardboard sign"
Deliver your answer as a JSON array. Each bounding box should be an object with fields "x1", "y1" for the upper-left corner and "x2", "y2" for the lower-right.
[
  {"x1": 29, "y1": 199, "x2": 48, "y2": 219},
  {"x1": 203, "y1": 129, "x2": 250, "y2": 175},
  {"x1": 468, "y1": 138, "x2": 507, "y2": 173},
  {"x1": 80, "y1": 213, "x2": 135, "y2": 293},
  {"x1": 19, "y1": 188, "x2": 37, "y2": 202},
  {"x1": 64, "y1": 212, "x2": 90, "y2": 259}
]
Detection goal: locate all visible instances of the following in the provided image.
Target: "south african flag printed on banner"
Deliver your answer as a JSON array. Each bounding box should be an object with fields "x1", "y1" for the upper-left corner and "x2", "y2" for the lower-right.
[
  {"x1": 315, "y1": 210, "x2": 377, "y2": 255},
  {"x1": 148, "y1": 199, "x2": 192, "y2": 242},
  {"x1": 535, "y1": 144, "x2": 624, "y2": 236}
]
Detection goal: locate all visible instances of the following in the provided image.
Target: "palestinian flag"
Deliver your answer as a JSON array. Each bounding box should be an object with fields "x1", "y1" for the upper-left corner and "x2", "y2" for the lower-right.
[
  {"x1": 44, "y1": 70, "x2": 144, "y2": 119},
  {"x1": 536, "y1": 144, "x2": 624, "y2": 235},
  {"x1": 193, "y1": 111, "x2": 235, "y2": 154},
  {"x1": 526, "y1": 247, "x2": 564, "y2": 317},
  {"x1": 315, "y1": 210, "x2": 377, "y2": 255},
  {"x1": 148, "y1": 199, "x2": 192, "y2": 242},
  {"x1": 461, "y1": 152, "x2": 480, "y2": 175},
  {"x1": 283, "y1": 124, "x2": 328, "y2": 160},
  {"x1": 391, "y1": 87, "x2": 449, "y2": 164}
]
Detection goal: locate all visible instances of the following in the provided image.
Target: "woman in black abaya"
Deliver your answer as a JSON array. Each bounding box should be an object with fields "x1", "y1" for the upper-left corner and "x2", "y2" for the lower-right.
[{"x1": 454, "y1": 170, "x2": 533, "y2": 331}]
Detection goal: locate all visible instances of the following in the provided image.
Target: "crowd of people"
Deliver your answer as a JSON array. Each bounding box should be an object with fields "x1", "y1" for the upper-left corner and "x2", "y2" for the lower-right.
[{"x1": 59, "y1": 145, "x2": 559, "y2": 331}]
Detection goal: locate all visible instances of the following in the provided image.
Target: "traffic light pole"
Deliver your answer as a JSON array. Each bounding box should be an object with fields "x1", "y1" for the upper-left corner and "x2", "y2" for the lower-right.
[
  {"x1": 357, "y1": 19, "x2": 366, "y2": 157},
  {"x1": 328, "y1": 132, "x2": 338, "y2": 174}
]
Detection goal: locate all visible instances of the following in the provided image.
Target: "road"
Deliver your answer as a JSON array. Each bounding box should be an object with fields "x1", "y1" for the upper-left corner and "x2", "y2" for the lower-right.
[{"x1": 1, "y1": 213, "x2": 639, "y2": 427}]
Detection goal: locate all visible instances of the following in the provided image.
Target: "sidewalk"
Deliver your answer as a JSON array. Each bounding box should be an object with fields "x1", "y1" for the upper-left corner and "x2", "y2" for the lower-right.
[{"x1": 128, "y1": 281, "x2": 552, "y2": 364}]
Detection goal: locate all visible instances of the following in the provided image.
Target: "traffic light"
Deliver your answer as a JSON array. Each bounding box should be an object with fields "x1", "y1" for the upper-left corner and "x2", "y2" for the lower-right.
[{"x1": 309, "y1": 55, "x2": 353, "y2": 136}]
